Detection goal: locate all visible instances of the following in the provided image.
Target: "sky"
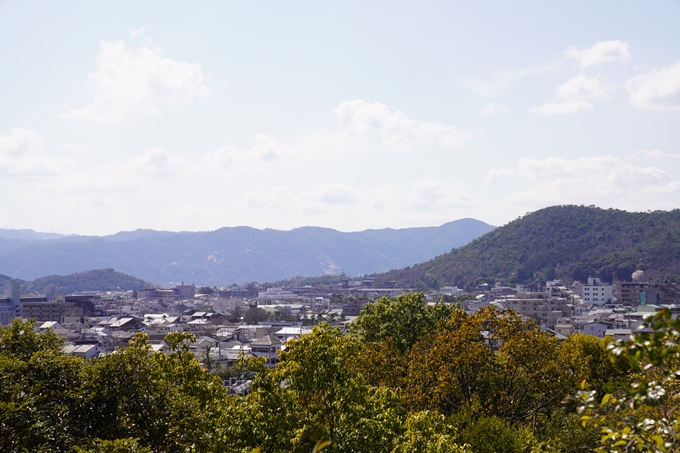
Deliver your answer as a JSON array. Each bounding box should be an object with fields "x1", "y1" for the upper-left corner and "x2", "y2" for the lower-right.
[{"x1": 1, "y1": 1, "x2": 680, "y2": 235}]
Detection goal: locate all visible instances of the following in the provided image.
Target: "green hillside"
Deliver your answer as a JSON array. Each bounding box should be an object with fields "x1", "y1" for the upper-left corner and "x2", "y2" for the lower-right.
[
  {"x1": 20, "y1": 268, "x2": 155, "y2": 294},
  {"x1": 378, "y1": 205, "x2": 680, "y2": 289}
]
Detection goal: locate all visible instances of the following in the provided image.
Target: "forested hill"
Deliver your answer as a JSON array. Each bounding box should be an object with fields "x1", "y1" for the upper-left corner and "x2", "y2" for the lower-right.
[
  {"x1": 20, "y1": 269, "x2": 155, "y2": 294},
  {"x1": 376, "y1": 206, "x2": 680, "y2": 289}
]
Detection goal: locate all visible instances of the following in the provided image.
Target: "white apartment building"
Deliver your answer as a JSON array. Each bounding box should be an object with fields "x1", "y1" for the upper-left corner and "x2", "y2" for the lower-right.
[{"x1": 581, "y1": 277, "x2": 613, "y2": 305}]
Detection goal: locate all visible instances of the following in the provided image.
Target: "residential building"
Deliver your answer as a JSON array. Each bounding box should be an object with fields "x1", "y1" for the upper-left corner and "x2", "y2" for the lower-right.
[
  {"x1": 21, "y1": 295, "x2": 84, "y2": 323},
  {"x1": 250, "y1": 334, "x2": 283, "y2": 366},
  {"x1": 580, "y1": 277, "x2": 613, "y2": 305},
  {"x1": 554, "y1": 323, "x2": 575, "y2": 337},
  {"x1": 583, "y1": 321, "x2": 613, "y2": 338},
  {"x1": 605, "y1": 328, "x2": 633, "y2": 341},
  {"x1": 620, "y1": 282, "x2": 680, "y2": 306}
]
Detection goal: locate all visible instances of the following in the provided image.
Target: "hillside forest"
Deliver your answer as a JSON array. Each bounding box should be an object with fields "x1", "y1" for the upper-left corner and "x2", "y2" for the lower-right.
[
  {"x1": 378, "y1": 206, "x2": 680, "y2": 290},
  {"x1": 2, "y1": 292, "x2": 678, "y2": 453},
  {"x1": 16, "y1": 268, "x2": 154, "y2": 294}
]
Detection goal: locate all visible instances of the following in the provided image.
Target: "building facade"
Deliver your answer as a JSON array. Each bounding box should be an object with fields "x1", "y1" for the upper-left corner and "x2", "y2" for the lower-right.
[{"x1": 580, "y1": 277, "x2": 613, "y2": 305}]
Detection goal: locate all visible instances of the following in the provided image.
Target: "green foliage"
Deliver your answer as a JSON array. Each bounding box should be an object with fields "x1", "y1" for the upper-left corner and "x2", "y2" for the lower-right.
[
  {"x1": 72, "y1": 438, "x2": 152, "y2": 453},
  {"x1": 574, "y1": 308, "x2": 680, "y2": 452},
  {"x1": 197, "y1": 286, "x2": 215, "y2": 294},
  {"x1": 0, "y1": 320, "x2": 82, "y2": 452},
  {"x1": 379, "y1": 205, "x2": 680, "y2": 289},
  {"x1": 457, "y1": 416, "x2": 533, "y2": 453},
  {"x1": 349, "y1": 292, "x2": 460, "y2": 353},
  {"x1": 2, "y1": 292, "x2": 659, "y2": 453},
  {"x1": 0, "y1": 321, "x2": 226, "y2": 453},
  {"x1": 393, "y1": 411, "x2": 470, "y2": 453},
  {"x1": 20, "y1": 268, "x2": 154, "y2": 294}
]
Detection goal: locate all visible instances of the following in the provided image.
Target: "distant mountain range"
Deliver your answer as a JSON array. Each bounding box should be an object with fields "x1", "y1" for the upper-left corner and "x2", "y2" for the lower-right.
[
  {"x1": 0, "y1": 219, "x2": 495, "y2": 286},
  {"x1": 374, "y1": 205, "x2": 680, "y2": 290}
]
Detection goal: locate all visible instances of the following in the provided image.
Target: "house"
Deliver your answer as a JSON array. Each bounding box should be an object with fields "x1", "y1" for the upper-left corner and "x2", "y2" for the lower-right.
[
  {"x1": 250, "y1": 334, "x2": 283, "y2": 366},
  {"x1": 605, "y1": 328, "x2": 633, "y2": 341},
  {"x1": 274, "y1": 326, "x2": 313, "y2": 343},
  {"x1": 583, "y1": 321, "x2": 614, "y2": 339},
  {"x1": 37, "y1": 321, "x2": 65, "y2": 332},
  {"x1": 62, "y1": 344, "x2": 102, "y2": 359},
  {"x1": 554, "y1": 323, "x2": 575, "y2": 337},
  {"x1": 99, "y1": 317, "x2": 140, "y2": 331}
]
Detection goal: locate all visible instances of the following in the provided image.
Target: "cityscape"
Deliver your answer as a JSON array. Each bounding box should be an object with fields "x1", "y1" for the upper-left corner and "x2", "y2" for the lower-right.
[{"x1": 2, "y1": 1, "x2": 680, "y2": 452}]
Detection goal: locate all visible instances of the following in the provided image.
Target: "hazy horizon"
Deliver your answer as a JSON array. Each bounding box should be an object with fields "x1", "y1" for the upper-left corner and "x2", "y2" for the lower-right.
[{"x1": 1, "y1": 216, "x2": 493, "y2": 237}]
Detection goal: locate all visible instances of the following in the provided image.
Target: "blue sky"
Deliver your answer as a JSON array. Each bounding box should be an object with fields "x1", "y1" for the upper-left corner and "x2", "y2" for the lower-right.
[{"x1": 1, "y1": 1, "x2": 680, "y2": 235}]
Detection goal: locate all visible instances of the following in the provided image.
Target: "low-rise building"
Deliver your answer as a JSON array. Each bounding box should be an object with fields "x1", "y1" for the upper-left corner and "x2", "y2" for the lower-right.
[{"x1": 250, "y1": 334, "x2": 283, "y2": 366}]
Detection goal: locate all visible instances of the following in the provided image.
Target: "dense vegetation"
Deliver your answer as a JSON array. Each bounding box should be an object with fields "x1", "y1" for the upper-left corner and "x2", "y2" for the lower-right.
[
  {"x1": 19, "y1": 268, "x2": 155, "y2": 294},
  {"x1": 4, "y1": 292, "x2": 665, "y2": 453},
  {"x1": 376, "y1": 206, "x2": 680, "y2": 289}
]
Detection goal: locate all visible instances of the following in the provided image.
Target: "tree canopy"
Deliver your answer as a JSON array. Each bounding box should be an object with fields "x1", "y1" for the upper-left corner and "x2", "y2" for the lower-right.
[{"x1": 0, "y1": 293, "x2": 660, "y2": 453}]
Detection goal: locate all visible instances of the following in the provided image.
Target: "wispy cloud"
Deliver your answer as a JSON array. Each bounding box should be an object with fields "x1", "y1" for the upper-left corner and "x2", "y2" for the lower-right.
[
  {"x1": 484, "y1": 156, "x2": 678, "y2": 212},
  {"x1": 565, "y1": 40, "x2": 631, "y2": 67},
  {"x1": 0, "y1": 127, "x2": 75, "y2": 178},
  {"x1": 628, "y1": 149, "x2": 680, "y2": 160},
  {"x1": 130, "y1": 23, "x2": 154, "y2": 38},
  {"x1": 482, "y1": 102, "x2": 508, "y2": 115}
]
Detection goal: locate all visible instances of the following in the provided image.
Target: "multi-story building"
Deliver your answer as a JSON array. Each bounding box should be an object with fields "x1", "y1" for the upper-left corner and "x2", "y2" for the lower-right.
[
  {"x1": 580, "y1": 277, "x2": 613, "y2": 305},
  {"x1": 620, "y1": 282, "x2": 680, "y2": 306},
  {"x1": 136, "y1": 283, "x2": 196, "y2": 301},
  {"x1": 0, "y1": 280, "x2": 21, "y2": 325},
  {"x1": 21, "y1": 295, "x2": 84, "y2": 323}
]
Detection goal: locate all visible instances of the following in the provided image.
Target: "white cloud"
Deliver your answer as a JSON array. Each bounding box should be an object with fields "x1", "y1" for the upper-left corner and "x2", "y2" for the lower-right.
[
  {"x1": 565, "y1": 40, "x2": 631, "y2": 67},
  {"x1": 484, "y1": 156, "x2": 675, "y2": 210},
  {"x1": 6, "y1": 101, "x2": 472, "y2": 223},
  {"x1": 455, "y1": 61, "x2": 559, "y2": 97},
  {"x1": 244, "y1": 186, "x2": 295, "y2": 210},
  {"x1": 482, "y1": 102, "x2": 508, "y2": 115},
  {"x1": 201, "y1": 100, "x2": 472, "y2": 171},
  {"x1": 122, "y1": 147, "x2": 188, "y2": 178},
  {"x1": 333, "y1": 100, "x2": 470, "y2": 150},
  {"x1": 530, "y1": 100, "x2": 593, "y2": 115},
  {"x1": 532, "y1": 74, "x2": 607, "y2": 114},
  {"x1": 625, "y1": 63, "x2": 680, "y2": 111},
  {"x1": 0, "y1": 127, "x2": 74, "y2": 178},
  {"x1": 241, "y1": 179, "x2": 473, "y2": 217},
  {"x1": 628, "y1": 149, "x2": 680, "y2": 160},
  {"x1": 293, "y1": 184, "x2": 359, "y2": 213},
  {"x1": 61, "y1": 40, "x2": 213, "y2": 123},
  {"x1": 0, "y1": 126, "x2": 44, "y2": 155},
  {"x1": 555, "y1": 74, "x2": 607, "y2": 100},
  {"x1": 130, "y1": 24, "x2": 154, "y2": 38}
]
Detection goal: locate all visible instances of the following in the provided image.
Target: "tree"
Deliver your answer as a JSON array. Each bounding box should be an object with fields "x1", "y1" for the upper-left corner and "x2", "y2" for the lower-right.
[
  {"x1": 225, "y1": 323, "x2": 406, "y2": 453},
  {"x1": 575, "y1": 308, "x2": 680, "y2": 452},
  {"x1": 392, "y1": 411, "x2": 470, "y2": 453},
  {"x1": 196, "y1": 286, "x2": 214, "y2": 295},
  {"x1": 350, "y1": 293, "x2": 459, "y2": 353},
  {"x1": 244, "y1": 306, "x2": 269, "y2": 324}
]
